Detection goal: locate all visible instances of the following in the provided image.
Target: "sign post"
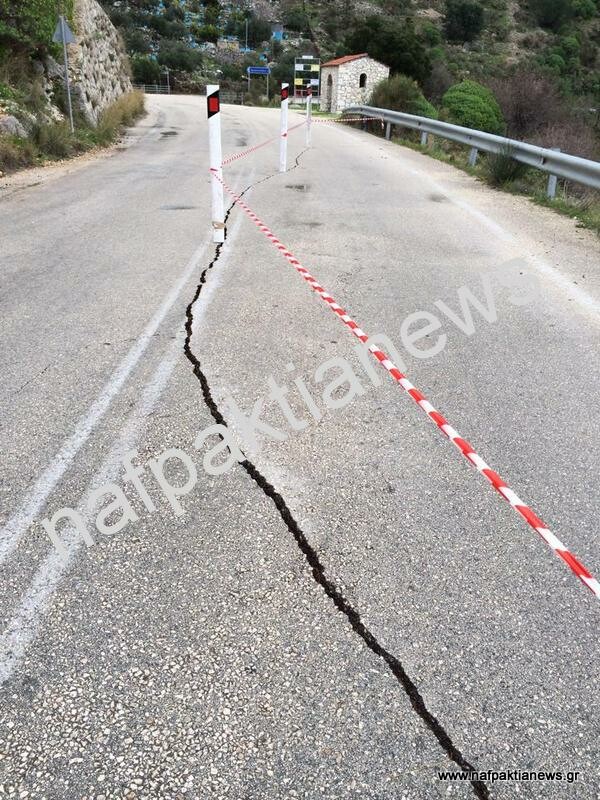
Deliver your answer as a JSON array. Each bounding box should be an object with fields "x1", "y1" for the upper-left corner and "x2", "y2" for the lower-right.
[
  {"x1": 52, "y1": 16, "x2": 76, "y2": 134},
  {"x1": 294, "y1": 56, "x2": 320, "y2": 103},
  {"x1": 246, "y1": 66, "x2": 270, "y2": 100},
  {"x1": 306, "y1": 86, "x2": 312, "y2": 147},
  {"x1": 206, "y1": 85, "x2": 224, "y2": 244},
  {"x1": 280, "y1": 83, "x2": 289, "y2": 173}
]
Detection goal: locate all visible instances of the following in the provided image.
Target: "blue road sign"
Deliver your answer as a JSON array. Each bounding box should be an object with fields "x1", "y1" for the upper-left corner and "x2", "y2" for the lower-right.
[{"x1": 247, "y1": 66, "x2": 270, "y2": 76}]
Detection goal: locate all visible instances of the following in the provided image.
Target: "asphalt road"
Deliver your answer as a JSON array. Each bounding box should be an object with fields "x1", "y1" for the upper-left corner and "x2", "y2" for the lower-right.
[{"x1": 0, "y1": 95, "x2": 599, "y2": 799}]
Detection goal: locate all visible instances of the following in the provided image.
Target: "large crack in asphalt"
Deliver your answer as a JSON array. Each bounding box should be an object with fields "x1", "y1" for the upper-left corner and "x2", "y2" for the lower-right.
[{"x1": 183, "y1": 160, "x2": 490, "y2": 800}]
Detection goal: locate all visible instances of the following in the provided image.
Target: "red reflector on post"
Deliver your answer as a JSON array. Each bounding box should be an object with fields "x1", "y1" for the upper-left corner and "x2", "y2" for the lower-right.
[
  {"x1": 281, "y1": 86, "x2": 289, "y2": 101},
  {"x1": 207, "y1": 93, "x2": 220, "y2": 118}
]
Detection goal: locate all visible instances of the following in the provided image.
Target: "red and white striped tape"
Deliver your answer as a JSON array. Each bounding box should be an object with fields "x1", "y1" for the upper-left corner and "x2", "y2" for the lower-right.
[
  {"x1": 312, "y1": 116, "x2": 383, "y2": 125},
  {"x1": 221, "y1": 120, "x2": 306, "y2": 168},
  {"x1": 210, "y1": 168, "x2": 600, "y2": 601},
  {"x1": 222, "y1": 117, "x2": 379, "y2": 167}
]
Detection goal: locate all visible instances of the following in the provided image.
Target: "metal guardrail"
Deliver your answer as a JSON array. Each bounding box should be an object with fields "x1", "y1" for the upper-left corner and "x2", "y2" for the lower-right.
[
  {"x1": 345, "y1": 104, "x2": 600, "y2": 193},
  {"x1": 133, "y1": 84, "x2": 171, "y2": 95},
  {"x1": 133, "y1": 86, "x2": 246, "y2": 104},
  {"x1": 220, "y1": 92, "x2": 245, "y2": 105}
]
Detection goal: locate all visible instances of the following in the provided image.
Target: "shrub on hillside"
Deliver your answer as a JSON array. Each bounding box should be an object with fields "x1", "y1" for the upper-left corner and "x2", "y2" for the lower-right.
[
  {"x1": 131, "y1": 54, "x2": 161, "y2": 85},
  {"x1": 441, "y1": 80, "x2": 505, "y2": 133},
  {"x1": 484, "y1": 145, "x2": 529, "y2": 186},
  {"x1": 487, "y1": 67, "x2": 598, "y2": 159},
  {"x1": 423, "y1": 60, "x2": 455, "y2": 104},
  {"x1": 283, "y1": 5, "x2": 310, "y2": 32},
  {"x1": 0, "y1": 134, "x2": 37, "y2": 170},
  {"x1": 0, "y1": 91, "x2": 144, "y2": 173},
  {"x1": 95, "y1": 90, "x2": 145, "y2": 143},
  {"x1": 540, "y1": 117, "x2": 598, "y2": 159},
  {"x1": 487, "y1": 68, "x2": 563, "y2": 138},
  {"x1": 572, "y1": 0, "x2": 596, "y2": 18},
  {"x1": 0, "y1": 0, "x2": 74, "y2": 54},
  {"x1": 420, "y1": 21, "x2": 443, "y2": 46},
  {"x1": 158, "y1": 39, "x2": 203, "y2": 72},
  {"x1": 344, "y1": 15, "x2": 431, "y2": 83},
  {"x1": 33, "y1": 121, "x2": 74, "y2": 157},
  {"x1": 370, "y1": 75, "x2": 438, "y2": 118},
  {"x1": 528, "y1": 0, "x2": 573, "y2": 30},
  {"x1": 443, "y1": 0, "x2": 485, "y2": 42}
]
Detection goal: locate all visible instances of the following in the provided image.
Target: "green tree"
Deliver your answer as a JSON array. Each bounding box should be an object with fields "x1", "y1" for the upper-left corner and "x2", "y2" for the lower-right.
[
  {"x1": 270, "y1": 49, "x2": 297, "y2": 88},
  {"x1": 131, "y1": 54, "x2": 161, "y2": 84},
  {"x1": 572, "y1": 0, "x2": 596, "y2": 17},
  {"x1": 441, "y1": 80, "x2": 505, "y2": 133},
  {"x1": 443, "y1": 0, "x2": 485, "y2": 42},
  {"x1": 192, "y1": 23, "x2": 219, "y2": 43},
  {"x1": 158, "y1": 39, "x2": 203, "y2": 71},
  {"x1": 528, "y1": 0, "x2": 573, "y2": 30},
  {"x1": 344, "y1": 16, "x2": 431, "y2": 83},
  {"x1": 223, "y1": 11, "x2": 271, "y2": 47},
  {"x1": 246, "y1": 15, "x2": 272, "y2": 48},
  {"x1": 283, "y1": 5, "x2": 309, "y2": 32},
  {"x1": 420, "y1": 21, "x2": 442, "y2": 46},
  {"x1": 371, "y1": 75, "x2": 438, "y2": 117},
  {"x1": 125, "y1": 28, "x2": 152, "y2": 54},
  {"x1": 203, "y1": 1, "x2": 221, "y2": 27}
]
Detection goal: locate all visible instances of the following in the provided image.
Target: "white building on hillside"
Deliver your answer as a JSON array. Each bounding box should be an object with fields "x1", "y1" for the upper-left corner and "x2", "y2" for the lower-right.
[{"x1": 320, "y1": 53, "x2": 389, "y2": 113}]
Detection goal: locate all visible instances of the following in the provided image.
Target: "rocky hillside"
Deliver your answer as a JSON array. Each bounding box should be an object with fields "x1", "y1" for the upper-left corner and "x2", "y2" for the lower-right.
[
  {"x1": 101, "y1": 0, "x2": 600, "y2": 105},
  {"x1": 69, "y1": 0, "x2": 133, "y2": 124},
  {"x1": 271, "y1": 0, "x2": 600, "y2": 100},
  {"x1": 0, "y1": 0, "x2": 132, "y2": 129},
  {"x1": 0, "y1": 0, "x2": 141, "y2": 173}
]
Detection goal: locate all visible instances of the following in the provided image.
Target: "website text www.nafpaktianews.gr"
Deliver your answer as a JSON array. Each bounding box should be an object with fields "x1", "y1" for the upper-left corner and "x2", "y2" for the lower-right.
[{"x1": 438, "y1": 768, "x2": 580, "y2": 785}]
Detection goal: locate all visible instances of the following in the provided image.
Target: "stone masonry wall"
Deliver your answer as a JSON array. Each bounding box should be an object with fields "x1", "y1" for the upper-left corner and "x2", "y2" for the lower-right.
[
  {"x1": 320, "y1": 66, "x2": 339, "y2": 113},
  {"x1": 69, "y1": 0, "x2": 132, "y2": 125},
  {"x1": 322, "y1": 57, "x2": 390, "y2": 113}
]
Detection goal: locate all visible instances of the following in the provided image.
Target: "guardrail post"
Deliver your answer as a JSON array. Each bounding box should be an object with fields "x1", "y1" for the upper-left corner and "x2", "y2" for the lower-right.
[
  {"x1": 206, "y1": 85, "x2": 224, "y2": 244},
  {"x1": 385, "y1": 121, "x2": 391, "y2": 140},
  {"x1": 280, "y1": 82, "x2": 289, "y2": 173},
  {"x1": 420, "y1": 131, "x2": 428, "y2": 147},
  {"x1": 546, "y1": 148, "x2": 561, "y2": 199},
  {"x1": 343, "y1": 104, "x2": 600, "y2": 191}
]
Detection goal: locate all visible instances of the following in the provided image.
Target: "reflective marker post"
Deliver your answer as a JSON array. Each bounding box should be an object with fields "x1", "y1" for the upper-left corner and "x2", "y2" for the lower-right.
[
  {"x1": 280, "y1": 83, "x2": 289, "y2": 173},
  {"x1": 206, "y1": 85, "x2": 225, "y2": 244},
  {"x1": 306, "y1": 87, "x2": 312, "y2": 147}
]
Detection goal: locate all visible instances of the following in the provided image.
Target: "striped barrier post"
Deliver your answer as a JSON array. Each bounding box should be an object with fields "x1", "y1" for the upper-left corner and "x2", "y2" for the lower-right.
[
  {"x1": 280, "y1": 83, "x2": 289, "y2": 173},
  {"x1": 306, "y1": 87, "x2": 312, "y2": 147},
  {"x1": 206, "y1": 84, "x2": 225, "y2": 243}
]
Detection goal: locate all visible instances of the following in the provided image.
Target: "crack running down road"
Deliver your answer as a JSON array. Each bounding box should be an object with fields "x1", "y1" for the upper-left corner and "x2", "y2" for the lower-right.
[{"x1": 183, "y1": 169, "x2": 490, "y2": 800}]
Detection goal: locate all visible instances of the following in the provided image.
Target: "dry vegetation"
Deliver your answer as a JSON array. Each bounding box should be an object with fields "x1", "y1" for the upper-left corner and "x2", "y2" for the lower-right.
[{"x1": 0, "y1": 91, "x2": 144, "y2": 173}]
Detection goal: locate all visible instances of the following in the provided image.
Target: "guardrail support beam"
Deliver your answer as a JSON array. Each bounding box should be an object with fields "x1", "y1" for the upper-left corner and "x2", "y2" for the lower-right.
[
  {"x1": 468, "y1": 147, "x2": 479, "y2": 167},
  {"x1": 385, "y1": 122, "x2": 392, "y2": 140},
  {"x1": 547, "y1": 148, "x2": 561, "y2": 199},
  {"x1": 420, "y1": 131, "x2": 428, "y2": 147}
]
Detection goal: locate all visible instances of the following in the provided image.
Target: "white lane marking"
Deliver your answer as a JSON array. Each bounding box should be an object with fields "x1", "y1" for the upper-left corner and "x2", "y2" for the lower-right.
[
  {"x1": 405, "y1": 166, "x2": 600, "y2": 319},
  {"x1": 0, "y1": 234, "x2": 214, "y2": 567},
  {"x1": 0, "y1": 201, "x2": 250, "y2": 687}
]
